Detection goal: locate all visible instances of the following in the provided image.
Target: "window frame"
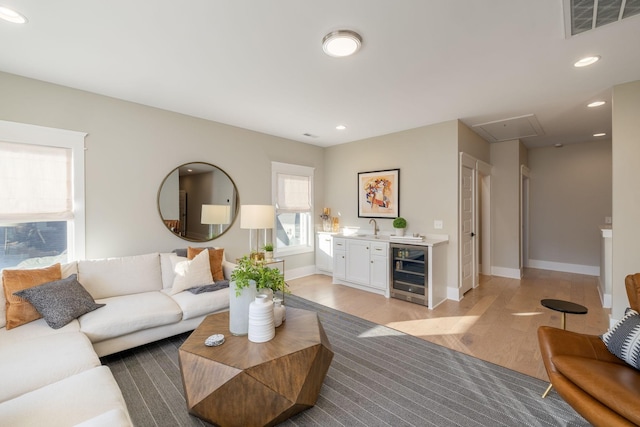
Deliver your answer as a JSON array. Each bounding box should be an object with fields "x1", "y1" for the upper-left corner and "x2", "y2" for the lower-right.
[
  {"x1": 271, "y1": 161, "x2": 315, "y2": 257},
  {"x1": 0, "y1": 120, "x2": 87, "y2": 262}
]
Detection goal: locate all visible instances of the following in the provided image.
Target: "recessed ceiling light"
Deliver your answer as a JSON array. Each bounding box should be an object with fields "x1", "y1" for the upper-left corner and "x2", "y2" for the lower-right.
[
  {"x1": 587, "y1": 101, "x2": 606, "y2": 107},
  {"x1": 593, "y1": 133, "x2": 606, "y2": 137},
  {"x1": 0, "y1": 6, "x2": 27, "y2": 24},
  {"x1": 322, "y1": 30, "x2": 362, "y2": 57},
  {"x1": 574, "y1": 56, "x2": 600, "y2": 67},
  {"x1": 554, "y1": 143, "x2": 564, "y2": 148},
  {"x1": 336, "y1": 125, "x2": 346, "y2": 130}
]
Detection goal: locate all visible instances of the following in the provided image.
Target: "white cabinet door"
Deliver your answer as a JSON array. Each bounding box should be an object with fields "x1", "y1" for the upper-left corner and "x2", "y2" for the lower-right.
[
  {"x1": 316, "y1": 233, "x2": 334, "y2": 272},
  {"x1": 333, "y1": 238, "x2": 346, "y2": 280},
  {"x1": 370, "y1": 254, "x2": 388, "y2": 291},
  {"x1": 346, "y1": 239, "x2": 370, "y2": 285}
]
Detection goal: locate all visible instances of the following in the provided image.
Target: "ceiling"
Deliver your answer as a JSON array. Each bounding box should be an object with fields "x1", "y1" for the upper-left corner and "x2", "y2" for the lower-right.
[{"x1": 0, "y1": 1, "x2": 639, "y2": 149}]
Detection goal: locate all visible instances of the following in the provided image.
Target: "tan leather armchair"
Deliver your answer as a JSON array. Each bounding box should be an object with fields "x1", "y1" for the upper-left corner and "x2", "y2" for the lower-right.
[{"x1": 538, "y1": 274, "x2": 640, "y2": 427}]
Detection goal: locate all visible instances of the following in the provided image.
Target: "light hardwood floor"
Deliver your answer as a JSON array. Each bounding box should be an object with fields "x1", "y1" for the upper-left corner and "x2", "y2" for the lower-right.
[{"x1": 286, "y1": 268, "x2": 611, "y2": 381}]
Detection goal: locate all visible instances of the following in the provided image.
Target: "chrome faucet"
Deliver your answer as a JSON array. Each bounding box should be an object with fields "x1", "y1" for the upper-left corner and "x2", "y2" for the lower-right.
[{"x1": 369, "y1": 218, "x2": 378, "y2": 236}]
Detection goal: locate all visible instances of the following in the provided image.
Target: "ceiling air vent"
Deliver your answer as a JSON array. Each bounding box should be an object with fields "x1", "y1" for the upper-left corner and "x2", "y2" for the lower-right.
[{"x1": 565, "y1": 0, "x2": 640, "y2": 37}]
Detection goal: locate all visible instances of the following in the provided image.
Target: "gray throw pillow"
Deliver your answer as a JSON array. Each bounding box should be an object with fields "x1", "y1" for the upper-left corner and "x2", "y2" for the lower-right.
[
  {"x1": 13, "y1": 274, "x2": 105, "y2": 329},
  {"x1": 601, "y1": 307, "x2": 640, "y2": 370}
]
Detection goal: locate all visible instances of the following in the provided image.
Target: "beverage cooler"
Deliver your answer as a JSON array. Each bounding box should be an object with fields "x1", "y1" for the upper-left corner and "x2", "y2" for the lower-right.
[{"x1": 390, "y1": 244, "x2": 428, "y2": 306}]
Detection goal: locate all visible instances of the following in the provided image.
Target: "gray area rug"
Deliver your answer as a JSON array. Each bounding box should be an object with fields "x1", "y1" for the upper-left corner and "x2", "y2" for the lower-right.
[{"x1": 101, "y1": 294, "x2": 588, "y2": 427}]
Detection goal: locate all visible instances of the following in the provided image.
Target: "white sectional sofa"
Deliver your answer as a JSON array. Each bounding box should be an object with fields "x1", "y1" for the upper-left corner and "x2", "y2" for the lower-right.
[{"x1": 0, "y1": 250, "x2": 232, "y2": 426}]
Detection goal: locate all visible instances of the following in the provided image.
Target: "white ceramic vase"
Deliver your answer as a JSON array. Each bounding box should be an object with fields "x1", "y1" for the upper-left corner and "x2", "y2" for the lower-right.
[
  {"x1": 229, "y1": 279, "x2": 257, "y2": 336},
  {"x1": 395, "y1": 227, "x2": 405, "y2": 236},
  {"x1": 265, "y1": 251, "x2": 274, "y2": 260},
  {"x1": 273, "y1": 299, "x2": 286, "y2": 327},
  {"x1": 248, "y1": 295, "x2": 275, "y2": 343}
]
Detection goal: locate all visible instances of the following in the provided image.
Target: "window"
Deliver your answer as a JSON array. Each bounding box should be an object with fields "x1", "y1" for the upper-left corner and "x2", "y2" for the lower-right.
[
  {"x1": 272, "y1": 162, "x2": 314, "y2": 256},
  {"x1": 0, "y1": 120, "x2": 86, "y2": 270}
]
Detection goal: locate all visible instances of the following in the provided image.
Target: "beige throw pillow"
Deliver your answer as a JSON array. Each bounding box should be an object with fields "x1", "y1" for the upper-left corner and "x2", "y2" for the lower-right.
[
  {"x1": 187, "y1": 247, "x2": 225, "y2": 281},
  {"x1": 170, "y1": 249, "x2": 213, "y2": 295}
]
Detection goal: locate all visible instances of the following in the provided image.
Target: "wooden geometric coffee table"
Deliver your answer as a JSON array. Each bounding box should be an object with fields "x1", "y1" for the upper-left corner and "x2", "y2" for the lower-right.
[{"x1": 178, "y1": 307, "x2": 333, "y2": 427}]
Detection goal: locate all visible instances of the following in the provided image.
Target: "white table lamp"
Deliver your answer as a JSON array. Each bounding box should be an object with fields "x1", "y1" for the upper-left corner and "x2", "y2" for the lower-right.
[
  {"x1": 201, "y1": 204, "x2": 231, "y2": 239},
  {"x1": 240, "y1": 205, "x2": 275, "y2": 255}
]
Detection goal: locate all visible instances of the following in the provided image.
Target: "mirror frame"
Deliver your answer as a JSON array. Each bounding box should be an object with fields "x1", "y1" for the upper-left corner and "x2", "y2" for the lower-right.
[{"x1": 157, "y1": 162, "x2": 239, "y2": 242}]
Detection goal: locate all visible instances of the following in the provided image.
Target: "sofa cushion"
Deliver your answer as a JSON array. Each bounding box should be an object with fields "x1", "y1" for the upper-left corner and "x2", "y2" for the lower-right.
[
  {"x1": 601, "y1": 307, "x2": 640, "y2": 370},
  {"x1": 0, "y1": 331, "x2": 100, "y2": 403},
  {"x1": 553, "y1": 355, "x2": 640, "y2": 425},
  {"x1": 188, "y1": 247, "x2": 225, "y2": 281},
  {"x1": 79, "y1": 291, "x2": 182, "y2": 343},
  {"x1": 168, "y1": 286, "x2": 230, "y2": 320},
  {"x1": 77, "y1": 253, "x2": 162, "y2": 299},
  {"x1": 0, "y1": 317, "x2": 79, "y2": 345},
  {"x1": 169, "y1": 249, "x2": 213, "y2": 295},
  {"x1": 13, "y1": 274, "x2": 105, "y2": 329},
  {"x1": 2, "y1": 263, "x2": 62, "y2": 330},
  {"x1": 160, "y1": 252, "x2": 184, "y2": 289},
  {"x1": 0, "y1": 366, "x2": 132, "y2": 427}
]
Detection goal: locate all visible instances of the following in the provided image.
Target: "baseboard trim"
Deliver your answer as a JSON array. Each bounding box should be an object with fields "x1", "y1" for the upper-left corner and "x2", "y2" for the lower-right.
[
  {"x1": 491, "y1": 266, "x2": 522, "y2": 279},
  {"x1": 527, "y1": 259, "x2": 599, "y2": 276},
  {"x1": 285, "y1": 265, "x2": 316, "y2": 281},
  {"x1": 598, "y1": 287, "x2": 612, "y2": 308},
  {"x1": 447, "y1": 287, "x2": 463, "y2": 301}
]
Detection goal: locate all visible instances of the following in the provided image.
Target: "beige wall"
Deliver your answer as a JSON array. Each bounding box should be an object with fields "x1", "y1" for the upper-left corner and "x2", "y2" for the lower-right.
[
  {"x1": 458, "y1": 121, "x2": 490, "y2": 163},
  {"x1": 324, "y1": 121, "x2": 461, "y2": 288},
  {"x1": 528, "y1": 140, "x2": 612, "y2": 269},
  {"x1": 489, "y1": 139, "x2": 525, "y2": 275},
  {"x1": 0, "y1": 71, "x2": 324, "y2": 272},
  {"x1": 612, "y1": 80, "x2": 640, "y2": 320}
]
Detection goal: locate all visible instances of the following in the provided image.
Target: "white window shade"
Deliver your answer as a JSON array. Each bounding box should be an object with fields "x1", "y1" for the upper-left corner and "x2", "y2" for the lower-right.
[
  {"x1": 276, "y1": 173, "x2": 311, "y2": 212},
  {"x1": 0, "y1": 141, "x2": 73, "y2": 221}
]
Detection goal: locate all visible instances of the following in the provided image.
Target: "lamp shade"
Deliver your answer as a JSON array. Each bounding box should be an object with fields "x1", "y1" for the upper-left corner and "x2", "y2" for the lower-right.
[
  {"x1": 201, "y1": 204, "x2": 231, "y2": 225},
  {"x1": 240, "y1": 205, "x2": 274, "y2": 229}
]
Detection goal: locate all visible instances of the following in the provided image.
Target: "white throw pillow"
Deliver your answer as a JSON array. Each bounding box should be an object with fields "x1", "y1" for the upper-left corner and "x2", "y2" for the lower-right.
[{"x1": 169, "y1": 249, "x2": 213, "y2": 295}]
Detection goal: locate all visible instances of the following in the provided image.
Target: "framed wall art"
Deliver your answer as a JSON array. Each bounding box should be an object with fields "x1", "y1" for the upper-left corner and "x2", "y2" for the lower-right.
[{"x1": 357, "y1": 168, "x2": 400, "y2": 218}]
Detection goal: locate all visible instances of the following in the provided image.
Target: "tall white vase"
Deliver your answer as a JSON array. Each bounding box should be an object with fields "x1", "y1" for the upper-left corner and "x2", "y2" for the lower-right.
[
  {"x1": 229, "y1": 279, "x2": 257, "y2": 336},
  {"x1": 248, "y1": 295, "x2": 275, "y2": 343}
]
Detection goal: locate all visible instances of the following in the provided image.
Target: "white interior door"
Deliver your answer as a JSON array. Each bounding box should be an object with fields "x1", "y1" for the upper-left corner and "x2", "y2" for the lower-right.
[{"x1": 460, "y1": 161, "x2": 475, "y2": 294}]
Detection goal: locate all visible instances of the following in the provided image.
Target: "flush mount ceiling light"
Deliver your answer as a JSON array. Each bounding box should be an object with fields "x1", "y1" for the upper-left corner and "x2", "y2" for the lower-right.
[
  {"x1": 587, "y1": 101, "x2": 606, "y2": 107},
  {"x1": 594, "y1": 132, "x2": 606, "y2": 137},
  {"x1": 0, "y1": 5, "x2": 27, "y2": 24},
  {"x1": 336, "y1": 125, "x2": 346, "y2": 130},
  {"x1": 322, "y1": 30, "x2": 362, "y2": 57},
  {"x1": 574, "y1": 56, "x2": 600, "y2": 67}
]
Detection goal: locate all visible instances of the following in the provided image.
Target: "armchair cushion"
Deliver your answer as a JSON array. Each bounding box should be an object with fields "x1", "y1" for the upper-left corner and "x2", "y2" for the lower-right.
[{"x1": 601, "y1": 308, "x2": 640, "y2": 370}]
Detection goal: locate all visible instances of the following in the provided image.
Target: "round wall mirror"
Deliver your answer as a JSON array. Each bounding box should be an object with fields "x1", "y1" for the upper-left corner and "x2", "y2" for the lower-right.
[{"x1": 157, "y1": 162, "x2": 239, "y2": 242}]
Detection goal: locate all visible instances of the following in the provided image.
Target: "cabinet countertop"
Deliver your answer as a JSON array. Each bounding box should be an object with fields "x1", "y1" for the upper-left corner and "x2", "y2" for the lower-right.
[{"x1": 335, "y1": 233, "x2": 449, "y2": 247}]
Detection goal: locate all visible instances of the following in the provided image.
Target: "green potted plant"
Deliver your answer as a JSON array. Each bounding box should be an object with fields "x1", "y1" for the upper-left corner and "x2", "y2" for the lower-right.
[
  {"x1": 393, "y1": 217, "x2": 407, "y2": 236},
  {"x1": 230, "y1": 256, "x2": 287, "y2": 295},
  {"x1": 262, "y1": 242, "x2": 274, "y2": 260}
]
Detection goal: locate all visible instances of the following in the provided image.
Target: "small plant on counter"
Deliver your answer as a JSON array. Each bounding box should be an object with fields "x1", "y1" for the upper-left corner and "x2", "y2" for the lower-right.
[{"x1": 393, "y1": 217, "x2": 407, "y2": 229}]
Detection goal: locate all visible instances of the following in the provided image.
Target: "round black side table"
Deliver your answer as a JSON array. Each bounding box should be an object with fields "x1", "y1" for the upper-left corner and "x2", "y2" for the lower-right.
[
  {"x1": 540, "y1": 299, "x2": 588, "y2": 398},
  {"x1": 541, "y1": 299, "x2": 588, "y2": 330}
]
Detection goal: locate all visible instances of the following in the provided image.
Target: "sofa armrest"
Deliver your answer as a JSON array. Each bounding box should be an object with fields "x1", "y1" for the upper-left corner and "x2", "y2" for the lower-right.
[{"x1": 222, "y1": 259, "x2": 236, "y2": 281}]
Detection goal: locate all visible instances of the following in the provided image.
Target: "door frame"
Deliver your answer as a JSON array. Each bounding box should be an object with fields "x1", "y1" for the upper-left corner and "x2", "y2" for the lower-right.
[
  {"x1": 520, "y1": 165, "x2": 530, "y2": 274},
  {"x1": 458, "y1": 153, "x2": 492, "y2": 299}
]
